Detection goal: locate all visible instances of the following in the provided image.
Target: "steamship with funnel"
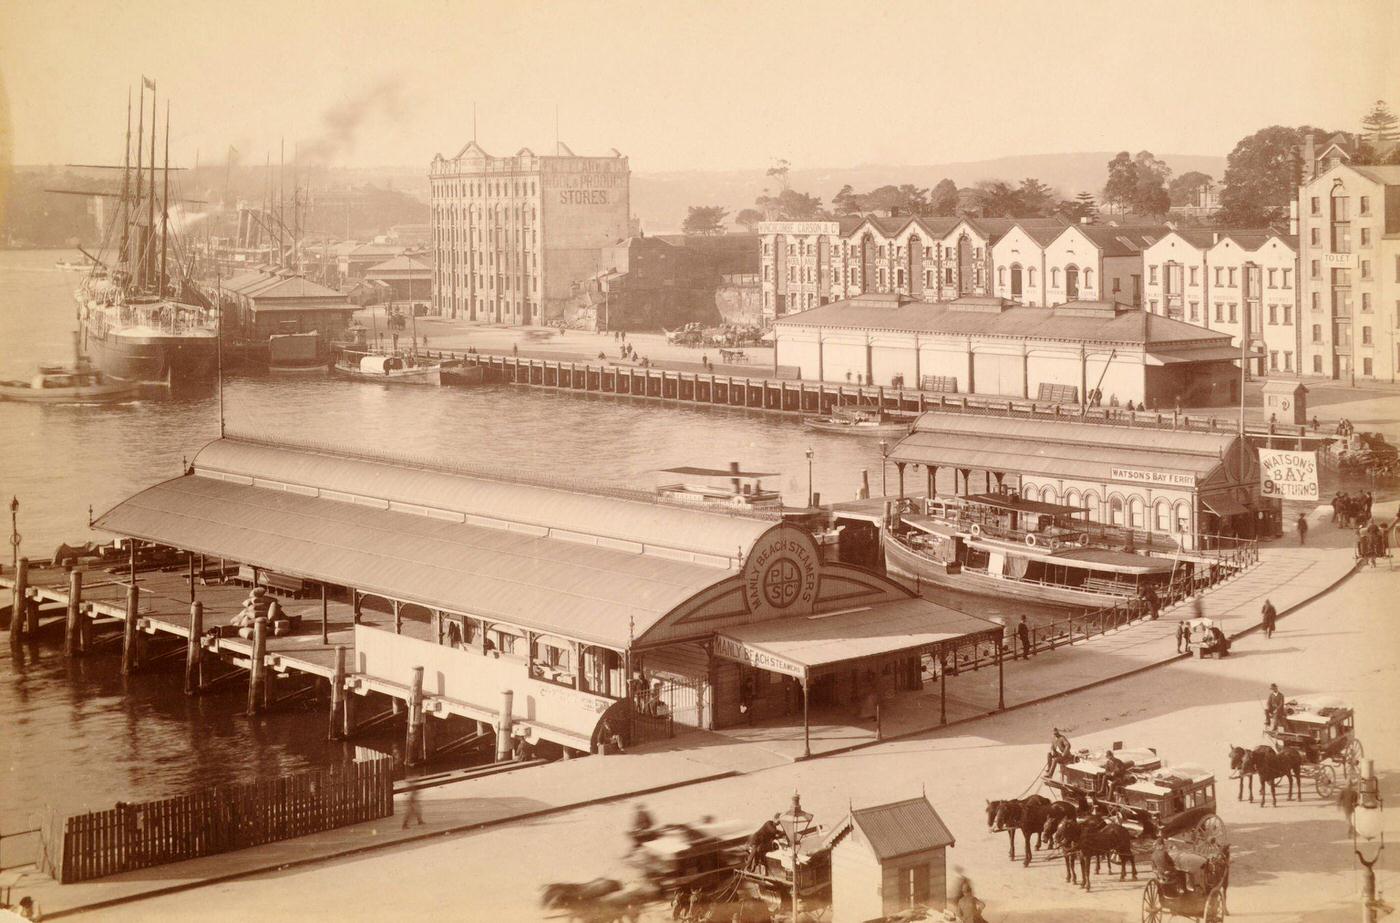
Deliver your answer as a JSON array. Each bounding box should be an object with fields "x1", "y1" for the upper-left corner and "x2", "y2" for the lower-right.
[{"x1": 70, "y1": 79, "x2": 218, "y2": 386}]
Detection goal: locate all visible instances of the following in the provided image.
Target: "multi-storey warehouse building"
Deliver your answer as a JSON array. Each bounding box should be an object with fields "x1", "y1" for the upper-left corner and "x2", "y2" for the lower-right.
[{"x1": 428, "y1": 141, "x2": 630, "y2": 325}]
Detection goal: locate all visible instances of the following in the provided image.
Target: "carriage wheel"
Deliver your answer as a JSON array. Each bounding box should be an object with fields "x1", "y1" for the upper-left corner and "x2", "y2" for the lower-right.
[
  {"x1": 1142, "y1": 879, "x2": 1163, "y2": 923},
  {"x1": 1196, "y1": 814, "x2": 1226, "y2": 844},
  {"x1": 1345, "y1": 739, "x2": 1365, "y2": 777},
  {"x1": 1203, "y1": 884, "x2": 1227, "y2": 923},
  {"x1": 1315, "y1": 764, "x2": 1337, "y2": 799}
]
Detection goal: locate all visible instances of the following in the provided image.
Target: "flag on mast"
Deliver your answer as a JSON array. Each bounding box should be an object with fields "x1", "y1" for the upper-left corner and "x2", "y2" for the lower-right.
[{"x1": 142, "y1": 75, "x2": 155, "y2": 90}]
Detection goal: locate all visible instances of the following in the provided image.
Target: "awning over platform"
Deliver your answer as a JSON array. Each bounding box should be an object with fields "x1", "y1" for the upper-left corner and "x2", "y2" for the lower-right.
[
  {"x1": 93, "y1": 473, "x2": 735, "y2": 649},
  {"x1": 888, "y1": 415, "x2": 1234, "y2": 487},
  {"x1": 1146, "y1": 346, "x2": 1261, "y2": 365},
  {"x1": 714, "y1": 597, "x2": 1003, "y2": 680},
  {"x1": 1200, "y1": 492, "x2": 1250, "y2": 517}
]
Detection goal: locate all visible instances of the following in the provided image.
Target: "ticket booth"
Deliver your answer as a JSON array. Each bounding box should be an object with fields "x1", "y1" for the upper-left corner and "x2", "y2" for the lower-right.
[{"x1": 1262, "y1": 380, "x2": 1308, "y2": 426}]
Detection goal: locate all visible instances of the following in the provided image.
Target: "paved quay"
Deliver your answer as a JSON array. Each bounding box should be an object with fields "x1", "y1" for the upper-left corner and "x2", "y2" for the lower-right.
[{"x1": 5, "y1": 505, "x2": 1371, "y2": 919}]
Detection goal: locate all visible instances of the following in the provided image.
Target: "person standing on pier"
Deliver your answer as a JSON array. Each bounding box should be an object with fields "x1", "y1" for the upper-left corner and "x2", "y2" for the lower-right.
[
  {"x1": 400, "y1": 787, "x2": 425, "y2": 829},
  {"x1": 1261, "y1": 599, "x2": 1277, "y2": 639},
  {"x1": 1296, "y1": 512, "x2": 1309, "y2": 546},
  {"x1": 1016, "y1": 616, "x2": 1031, "y2": 659},
  {"x1": 1177, "y1": 621, "x2": 1190, "y2": 653}
]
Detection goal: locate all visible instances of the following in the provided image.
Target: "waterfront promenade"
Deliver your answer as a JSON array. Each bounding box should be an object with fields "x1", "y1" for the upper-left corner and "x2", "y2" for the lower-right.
[{"x1": 3, "y1": 505, "x2": 1371, "y2": 919}]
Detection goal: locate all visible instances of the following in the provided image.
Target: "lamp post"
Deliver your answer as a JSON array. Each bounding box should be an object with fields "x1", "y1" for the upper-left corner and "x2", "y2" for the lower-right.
[
  {"x1": 1354, "y1": 758, "x2": 1386, "y2": 923},
  {"x1": 777, "y1": 793, "x2": 815, "y2": 923},
  {"x1": 9, "y1": 496, "x2": 18, "y2": 571},
  {"x1": 879, "y1": 439, "x2": 889, "y2": 496},
  {"x1": 805, "y1": 448, "x2": 814, "y2": 509}
]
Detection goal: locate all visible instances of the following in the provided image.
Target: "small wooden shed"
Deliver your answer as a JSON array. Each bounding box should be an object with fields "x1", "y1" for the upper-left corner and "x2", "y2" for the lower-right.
[{"x1": 826, "y1": 795, "x2": 956, "y2": 922}]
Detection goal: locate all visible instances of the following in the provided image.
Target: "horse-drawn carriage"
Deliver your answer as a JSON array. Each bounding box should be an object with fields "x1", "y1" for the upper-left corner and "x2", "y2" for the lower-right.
[
  {"x1": 1141, "y1": 836, "x2": 1230, "y2": 923},
  {"x1": 624, "y1": 819, "x2": 749, "y2": 894},
  {"x1": 1265, "y1": 695, "x2": 1362, "y2": 798},
  {"x1": 1044, "y1": 748, "x2": 1224, "y2": 843}
]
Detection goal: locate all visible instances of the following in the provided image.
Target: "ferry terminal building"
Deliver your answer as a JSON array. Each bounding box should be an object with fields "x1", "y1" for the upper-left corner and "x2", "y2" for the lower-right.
[{"x1": 94, "y1": 437, "x2": 1003, "y2": 755}]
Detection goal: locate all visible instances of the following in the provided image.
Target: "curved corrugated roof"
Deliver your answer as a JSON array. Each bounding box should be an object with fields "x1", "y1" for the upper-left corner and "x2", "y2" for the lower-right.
[
  {"x1": 93, "y1": 474, "x2": 726, "y2": 648},
  {"x1": 193, "y1": 437, "x2": 774, "y2": 564}
]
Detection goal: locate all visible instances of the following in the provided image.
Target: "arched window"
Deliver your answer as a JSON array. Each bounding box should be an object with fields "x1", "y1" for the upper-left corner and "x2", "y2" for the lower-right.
[
  {"x1": 1064, "y1": 488, "x2": 1081, "y2": 510},
  {"x1": 1028, "y1": 267, "x2": 1037, "y2": 286},
  {"x1": 998, "y1": 267, "x2": 1006, "y2": 288},
  {"x1": 1041, "y1": 485, "x2": 1059, "y2": 505},
  {"x1": 1051, "y1": 267, "x2": 1059, "y2": 287},
  {"x1": 1154, "y1": 499, "x2": 1170, "y2": 532},
  {"x1": 1129, "y1": 497, "x2": 1145, "y2": 529},
  {"x1": 1174, "y1": 501, "x2": 1192, "y2": 534},
  {"x1": 1083, "y1": 491, "x2": 1101, "y2": 522},
  {"x1": 1022, "y1": 484, "x2": 1039, "y2": 502},
  {"x1": 1084, "y1": 268, "x2": 1094, "y2": 288},
  {"x1": 1109, "y1": 496, "x2": 1125, "y2": 526}
]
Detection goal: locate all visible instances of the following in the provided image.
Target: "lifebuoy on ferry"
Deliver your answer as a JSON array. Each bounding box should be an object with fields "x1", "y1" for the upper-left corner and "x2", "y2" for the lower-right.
[
  {"x1": 1078, "y1": 536, "x2": 1090, "y2": 547},
  {"x1": 970, "y1": 523, "x2": 982, "y2": 538},
  {"x1": 1048, "y1": 538, "x2": 1060, "y2": 551},
  {"x1": 1025, "y1": 533, "x2": 1038, "y2": 547}
]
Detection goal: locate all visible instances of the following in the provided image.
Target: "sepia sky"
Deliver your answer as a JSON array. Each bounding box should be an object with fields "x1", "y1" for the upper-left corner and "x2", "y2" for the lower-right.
[{"x1": 1, "y1": 0, "x2": 1396, "y2": 174}]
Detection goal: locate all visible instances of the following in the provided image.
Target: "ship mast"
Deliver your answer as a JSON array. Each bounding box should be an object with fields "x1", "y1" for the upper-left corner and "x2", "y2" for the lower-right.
[
  {"x1": 160, "y1": 101, "x2": 170, "y2": 296},
  {"x1": 133, "y1": 82, "x2": 146, "y2": 291},
  {"x1": 147, "y1": 81, "x2": 158, "y2": 294},
  {"x1": 117, "y1": 89, "x2": 132, "y2": 275}
]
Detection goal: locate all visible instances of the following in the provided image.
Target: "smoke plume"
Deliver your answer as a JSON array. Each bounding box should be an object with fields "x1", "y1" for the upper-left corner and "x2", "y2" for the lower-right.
[{"x1": 299, "y1": 78, "x2": 407, "y2": 164}]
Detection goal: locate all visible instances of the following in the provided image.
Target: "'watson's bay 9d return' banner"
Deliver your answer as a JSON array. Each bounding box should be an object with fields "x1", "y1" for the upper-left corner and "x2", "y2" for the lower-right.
[{"x1": 1259, "y1": 449, "x2": 1319, "y2": 500}]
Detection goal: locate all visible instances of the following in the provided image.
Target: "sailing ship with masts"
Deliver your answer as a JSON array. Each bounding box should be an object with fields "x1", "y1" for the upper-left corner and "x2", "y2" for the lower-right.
[{"x1": 70, "y1": 78, "x2": 219, "y2": 386}]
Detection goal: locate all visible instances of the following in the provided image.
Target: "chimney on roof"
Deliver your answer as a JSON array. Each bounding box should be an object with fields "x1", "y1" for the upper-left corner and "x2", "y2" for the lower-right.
[{"x1": 1303, "y1": 133, "x2": 1317, "y2": 184}]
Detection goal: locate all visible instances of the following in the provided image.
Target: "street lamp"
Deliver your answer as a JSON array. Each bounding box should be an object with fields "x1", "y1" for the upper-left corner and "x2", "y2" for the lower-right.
[
  {"x1": 805, "y1": 448, "x2": 814, "y2": 509},
  {"x1": 9, "y1": 496, "x2": 18, "y2": 571},
  {"x1": 1354, "y1": 758, "x2": 1386, "y2": 923},
  {"x1": 879, "y1": 439, "x2": 889, "y2": 496},
  {"x1": 777, "y1": 793, "x2": 815, "y2": 923}
]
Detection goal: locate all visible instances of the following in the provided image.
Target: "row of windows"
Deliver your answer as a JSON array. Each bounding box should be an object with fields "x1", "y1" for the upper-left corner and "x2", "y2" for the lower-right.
[
  {"x1": 1310, "y1": 259, "x2": 1374, "y2": 280},
  {"x1": 1019, "y1": 486, "x2": 1191, "y2": 533},
  {"x1": 1310, "y1": 193, "x2": 1370, "y2": 217},
  {"x1": 1268, "y1": 351, "x2": 1295, "y2": 372},
  {"x1": 435, "y1": 179, "x2": 540, "y2": 199}
]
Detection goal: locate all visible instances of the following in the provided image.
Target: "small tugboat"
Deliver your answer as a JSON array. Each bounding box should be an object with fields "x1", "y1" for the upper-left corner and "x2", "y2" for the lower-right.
[
  {"x1": 334, "y1": 350, "x2": 441, "y2": 385},
  {"x1": 883, "y1": 492, "x2": 1180, "y2": 608},
  {"x1": 803, "y1": 406, "x2": 913, "y2": 437},
  {"x1": 0, "y1": 334, "x2": 141, "y2": 404},
  {"x1": 655, "y1": 463, "x2": 783, "y2": 510}
]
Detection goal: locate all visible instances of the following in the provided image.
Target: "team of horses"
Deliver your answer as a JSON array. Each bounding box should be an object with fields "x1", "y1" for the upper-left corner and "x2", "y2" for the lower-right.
[
  {"x1": 1229, "y1": 744, "x2": 1305, "y2": 806},
  {"x1": 985, "y1": 793, "x2": 1144, "y2": 891}
]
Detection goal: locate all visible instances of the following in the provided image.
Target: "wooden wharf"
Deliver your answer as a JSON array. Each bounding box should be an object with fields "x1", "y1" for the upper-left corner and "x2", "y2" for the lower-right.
[
  {"x1": 423, "y1": 350, "x2": 1331, "y2": 451},
  {"x1": 1, "y1": 559, "x2": 495, "y2": 761}
]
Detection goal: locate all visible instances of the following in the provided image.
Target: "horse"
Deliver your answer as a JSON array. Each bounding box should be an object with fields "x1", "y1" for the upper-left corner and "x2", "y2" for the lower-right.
[
  {"x1": 988, "y1": 795, "x2": 1051, "y2": 865},
  {"x1": 1039, "y1": 800, "x2": 1082, "y2": 850},
  {"x1": 1059, "y1": 819, "x2": 1137, "y2": 891},
  {"x1": 1229, "y1": 744, "x2": 1304, "y2": 806}
]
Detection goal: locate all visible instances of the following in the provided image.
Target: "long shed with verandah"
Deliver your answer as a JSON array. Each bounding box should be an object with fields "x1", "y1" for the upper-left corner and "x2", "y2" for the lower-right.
[
  {"x1": 90, "y1": 435, "x2": 1003, "y2": 756},
  {"x1": 884, "y1": 412, "x2": 1270, "y2": 545}
]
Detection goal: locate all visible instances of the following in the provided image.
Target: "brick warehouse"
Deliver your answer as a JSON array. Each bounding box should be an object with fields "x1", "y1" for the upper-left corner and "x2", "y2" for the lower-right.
[{"x1": 429, "y1": 142, "x2": 630, "y2": 325}]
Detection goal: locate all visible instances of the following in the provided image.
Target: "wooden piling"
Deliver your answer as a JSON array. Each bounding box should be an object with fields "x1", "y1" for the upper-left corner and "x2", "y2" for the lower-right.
[
  {"x1": 120, "y1": 582, "x2": 140, "y2": 675},
  {"x1": 329, "y1": 646, "x2": 346, "y2": 740},
  {"x1": 9, "y1": 557, "x2": 28, "y2": 651},
  {"x1": 184, "y1": 601, "x2": 203, "y2": 695},
  {"x1": 406, "y1": 666, "x2": 424, "y2": 766},
  {"x1": 247, "y1": 617, "x2": 267, "y2": 716},
  {"x1": 187, "y1": 553, "x2": 196, "y2": 603},
  {"x1": 65, "y1": 568, "x2": 83, "y2": 656}
]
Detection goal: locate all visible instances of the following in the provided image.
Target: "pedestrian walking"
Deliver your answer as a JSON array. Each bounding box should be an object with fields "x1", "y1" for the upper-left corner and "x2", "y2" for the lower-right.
[
  {"x1": 1016, "y1": 615, "x2": 1031, "y2": 659},
  {"x1": 400, "y1": 786, "x2": 425, "y2": 829},
  {"x1": 1261, "y1": 599, "x2": 1277, "y2": 639},
  {"x1": 1176, "y1": 620, "x2": 1190, "y2": 653},
  {"x1": 1296, "y1": 512, "x2": 1309, "y2": 546},
  {"x1": 1143, "y1": 583, "x2": 1161, "y2": 621}
]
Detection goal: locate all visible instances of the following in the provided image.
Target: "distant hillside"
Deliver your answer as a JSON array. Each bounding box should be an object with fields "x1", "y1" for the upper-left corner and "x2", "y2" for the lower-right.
[{"x1": 632, "y1": 152, "x2": 1227, "y2": 234}]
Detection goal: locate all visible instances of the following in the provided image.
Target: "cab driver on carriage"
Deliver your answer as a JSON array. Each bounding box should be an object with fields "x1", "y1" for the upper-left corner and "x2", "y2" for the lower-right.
[{"x1": 1045, "y1": 728, "x2": 1073, "y2": 775}]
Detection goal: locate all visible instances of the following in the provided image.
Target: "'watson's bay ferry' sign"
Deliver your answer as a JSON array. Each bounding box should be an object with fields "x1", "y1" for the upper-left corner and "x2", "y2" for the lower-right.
[{"x1": 1109, "y1": 467, "x2": 1197, "y2": 487}]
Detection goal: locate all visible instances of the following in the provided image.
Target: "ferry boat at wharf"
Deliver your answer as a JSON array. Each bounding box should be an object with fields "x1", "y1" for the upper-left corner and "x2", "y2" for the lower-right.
[
  {"x1": 802, "y1": 406, "x2": 913, "y2": 437},
  {"x1": 334, "y1": 350, "x2": 442, "y2": 385},
  {"x1": 884, "y1": 492, "x2": 1180, "y2": 608},
  {"x1": 0, "y1": 334, "x2": 141, "y2": 404}
]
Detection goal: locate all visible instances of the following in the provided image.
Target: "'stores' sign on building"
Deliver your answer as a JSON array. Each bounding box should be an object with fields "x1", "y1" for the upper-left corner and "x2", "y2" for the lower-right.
[{"x1": 1259, "y1": 449, "x2": 1319, "y2": 500}]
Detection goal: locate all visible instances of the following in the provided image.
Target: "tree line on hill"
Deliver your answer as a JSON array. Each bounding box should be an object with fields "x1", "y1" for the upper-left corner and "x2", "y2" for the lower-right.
[{"x1": 681, "y1": 98, "x2": 1400, "y2": 235}]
